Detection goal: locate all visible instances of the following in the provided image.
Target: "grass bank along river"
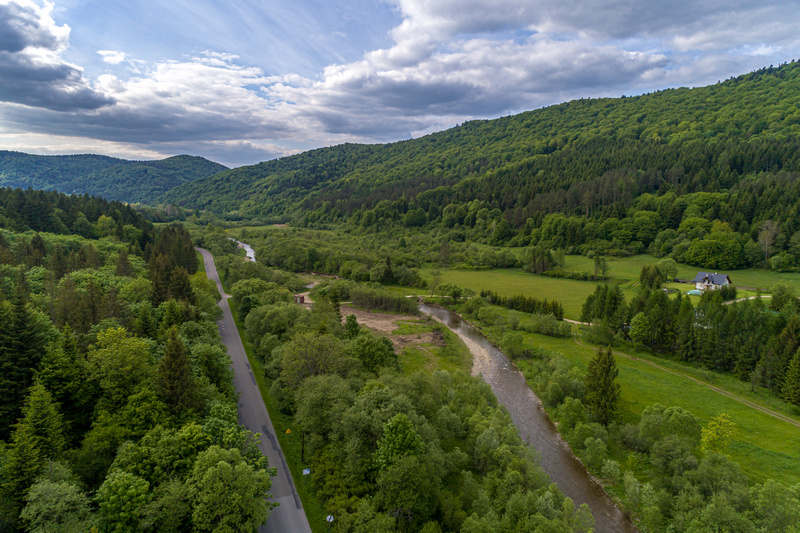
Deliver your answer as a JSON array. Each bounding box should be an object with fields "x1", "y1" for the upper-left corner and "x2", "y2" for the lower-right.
[{"x1": 420, "y1": 304, "x2": 637, "y2": 533}]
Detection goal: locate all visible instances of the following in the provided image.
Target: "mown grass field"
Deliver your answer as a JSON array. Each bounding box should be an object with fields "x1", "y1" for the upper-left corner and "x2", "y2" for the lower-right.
[
  {"x1": 419, "y1": 266, "x2": 638, "y2": 320},
  {"x1": 564, "y1": 253, "x2": 800, "y2": 292},
  {"x1": 421, "y1": 254, "x2": 775, "y2": 320}
]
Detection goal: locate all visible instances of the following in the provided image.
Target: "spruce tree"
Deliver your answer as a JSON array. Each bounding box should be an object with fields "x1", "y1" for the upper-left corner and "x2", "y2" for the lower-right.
[
  {"x1": 584, "y1": 347, "x2": 621, "y2": 425},
  {"x1": 158, "y1": 327, "x2": 199, "y2": 416},
  {"x1": 0, "y1": 382, "x2": 66, "y2": 508},
  {"x1": 781, "y1": 349, "x2": 800, "y2": 406},
  {"x1": 0, "y1": 286, "x2": 47, "y2": 438}
]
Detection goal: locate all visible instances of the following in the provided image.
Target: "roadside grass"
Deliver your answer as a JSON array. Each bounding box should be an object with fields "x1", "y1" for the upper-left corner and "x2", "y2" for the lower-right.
[
  {"x1": 195, "y1": 251, "x2": 206, "y2": 274},
  {"x1": 469, "y1": 307, "x2": 800, "y2": 485},
  {"x1": 220, "y1": 278, "x2": 328, "y2": 533},
  {"x1": 220, "y1": 270, "x2": 470, "y2": 531}
]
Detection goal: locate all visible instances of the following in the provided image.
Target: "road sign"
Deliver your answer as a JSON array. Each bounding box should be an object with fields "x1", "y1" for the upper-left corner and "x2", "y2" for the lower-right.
[{"x1": 303, "y1": 469, "x2": 310, "y2": 475}]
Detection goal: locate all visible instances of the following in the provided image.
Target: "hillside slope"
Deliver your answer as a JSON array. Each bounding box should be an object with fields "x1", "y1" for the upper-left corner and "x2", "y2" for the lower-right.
[
  {"x1": 0, "y1": 152, "x2": 227, "y2": 204},
  {"x1": 159, "y1": 62, "x2": 800, "y2": 223}
]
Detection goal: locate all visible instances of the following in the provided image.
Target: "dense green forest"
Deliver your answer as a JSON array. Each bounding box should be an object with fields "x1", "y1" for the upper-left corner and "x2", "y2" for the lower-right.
[
  {"x1": 0, "y1": 152, "x2": 226, "y2": 204},
  {"x1": 161, "y1": 62, "x2": 800, "y2": 273},
  {"x1": 195, "y1": 225, "x2": 596, "y2": 532},
  {"x1": 0, "y1": 189, "x2": 273, "y2": 531}
]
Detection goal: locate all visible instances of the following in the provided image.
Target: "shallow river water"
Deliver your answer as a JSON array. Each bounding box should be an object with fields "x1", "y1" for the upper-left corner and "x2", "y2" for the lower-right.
[
  {"x1": 420, "y1": 304, "x2": 637, "y2": 533},
  {"x1": 230, "y1": 238, "x2": 256, "y2": 261}
]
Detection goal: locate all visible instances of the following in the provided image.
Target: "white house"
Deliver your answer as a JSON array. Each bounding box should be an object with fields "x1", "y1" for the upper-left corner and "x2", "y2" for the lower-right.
[{"x1": 692, "y1": 272, "x2": 732, "y2": 291}]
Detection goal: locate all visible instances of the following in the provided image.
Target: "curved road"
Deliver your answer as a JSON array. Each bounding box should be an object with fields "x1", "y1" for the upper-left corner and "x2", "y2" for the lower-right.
[{"x1": 198, "y1": 248, "x2": 312, "y2": 533}]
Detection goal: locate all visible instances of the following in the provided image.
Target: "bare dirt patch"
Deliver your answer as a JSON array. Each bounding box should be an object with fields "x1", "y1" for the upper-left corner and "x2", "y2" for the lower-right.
[{"x1": 340, "y1": 304, "x2": 444, "y2": 350}]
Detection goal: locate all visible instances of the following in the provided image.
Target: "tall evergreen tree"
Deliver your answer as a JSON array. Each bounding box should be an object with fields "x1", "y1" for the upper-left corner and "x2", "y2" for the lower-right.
[
  {"x1": 0, "y1": 286, "x2": 48, "y2": 438},
  {"x1": 781, "y1": 349, "x2": 800, "y2": 406},
  {"x1": 584, "y1": 347, "x2": 621, "y2": 425},
  {"x1": 0, "y1": 382, "x2": 66, "y2": 509},
  {"x1": 37, "y1": 326, "x2": 92, "y2": 441},
  {"x1": 675, "y1": 296, "x2": 696, "y2": 361},
  {"x1": 158, "y1": 327, "x2": 199, "y2": 417}
]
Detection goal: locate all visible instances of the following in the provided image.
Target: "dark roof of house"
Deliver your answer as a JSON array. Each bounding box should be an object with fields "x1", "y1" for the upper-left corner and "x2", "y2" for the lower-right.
[{"x1": 692, "y1": 272, "x2": 731, "y2": 285}]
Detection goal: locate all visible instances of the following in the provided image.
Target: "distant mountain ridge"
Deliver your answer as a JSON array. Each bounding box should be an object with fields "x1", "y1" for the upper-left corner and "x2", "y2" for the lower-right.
[
  {"x1": 0, "y1": 152, "x2": 227, "y2": 204},
  {"x1": 157, "y1": 61, "x2": 800, "y2": 226}
]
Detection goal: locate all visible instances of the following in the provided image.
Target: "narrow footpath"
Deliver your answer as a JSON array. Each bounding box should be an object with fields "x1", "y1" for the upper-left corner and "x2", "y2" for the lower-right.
[{"x1": 197, "y1": 248, "x2": 312, "y2": 533}]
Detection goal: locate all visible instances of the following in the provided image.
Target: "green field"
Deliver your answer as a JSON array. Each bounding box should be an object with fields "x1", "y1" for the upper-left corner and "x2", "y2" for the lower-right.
[
  {"x1": 421, "y1": 254, "x2": 778, "y2": 320},
  {"x1": 474, "y1": 313, "x2": 800, "y2": 485},
  {"x1": 393, "y1": 318, "x2": 472, "y2": 375},
  {"x1": 420, "y1": 266, "x2": 637, "y2": 320},
  {"x1": 564, "y1": 253, "x2": 800, "y2": 292}
]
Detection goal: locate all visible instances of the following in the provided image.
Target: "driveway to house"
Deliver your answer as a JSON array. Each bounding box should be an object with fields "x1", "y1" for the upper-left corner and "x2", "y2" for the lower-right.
[{"x1": 197, "y1": 248, "x2": 312, "y2": 533}]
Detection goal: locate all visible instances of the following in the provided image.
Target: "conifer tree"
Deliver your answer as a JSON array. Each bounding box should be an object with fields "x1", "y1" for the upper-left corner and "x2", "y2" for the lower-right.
[
  {"x1": 115, "y1": 249, "x2": 134, "y2": 277},
  {"x1": 781, "y1": 349, "x2": 800, "y2": 405},
  {"x1": 0, "y1": 382, "x2": 66, "y2": 508},
  {"x1": 38, "y1": 326, "x2": 90, "y2": 440},
  {"x1": 584, "y1": 347, "x2": 621, "y2": 425},
  {"x1": 0, "y1": 286, "x2": 48, "y2": 438},
  {"x1": 158, "y1": 327, "x2": 199, "y2": 416}
]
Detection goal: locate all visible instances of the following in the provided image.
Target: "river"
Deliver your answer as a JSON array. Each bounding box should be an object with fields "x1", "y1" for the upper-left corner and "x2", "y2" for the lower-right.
[
  {"x1": 230, "y1": 237, "x2": 256, "y2": 261},
  {"x1": 420, "y1": 304, "x2": 637, "y2": 533},
  {"x1": 230, "y1": 238, "x2": 634, "y2": 532}
]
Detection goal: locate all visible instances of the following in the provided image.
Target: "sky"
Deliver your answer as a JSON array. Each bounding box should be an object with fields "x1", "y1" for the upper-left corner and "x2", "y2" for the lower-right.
[{"x1": 1, "y1": 0, "x2": 799, "y2": 168}]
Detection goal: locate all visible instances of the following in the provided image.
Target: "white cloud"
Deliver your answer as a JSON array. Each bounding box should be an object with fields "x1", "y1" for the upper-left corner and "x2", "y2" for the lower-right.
[
  {"x1": 1, "y1": 0, "x2": 800, "y2": 167},
  {"x1": 0, "y1": 0, "x2": 112, "y2": 110},
  {"x1": 97, "y1": 49, "x2": 126, "y2": 64}
]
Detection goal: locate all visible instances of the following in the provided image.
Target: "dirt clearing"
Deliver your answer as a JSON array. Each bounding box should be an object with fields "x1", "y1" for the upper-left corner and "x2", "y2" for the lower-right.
[{"x1": 340, "y1": 304, "x2": 445, "y2": 351}]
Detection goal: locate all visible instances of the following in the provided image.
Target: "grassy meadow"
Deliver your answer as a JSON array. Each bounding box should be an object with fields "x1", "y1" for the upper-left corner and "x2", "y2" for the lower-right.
[
  {"x1": 474, "y1": 314, "x2": 800, "y2": 485},
  {"x1": 421, "y1": 254, "x2": 776, "y2": 320}
]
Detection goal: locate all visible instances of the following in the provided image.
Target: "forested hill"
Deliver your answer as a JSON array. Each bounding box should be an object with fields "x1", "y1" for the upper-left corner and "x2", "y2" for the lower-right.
[
  {"x1": 0, "y1": 152, "x2": 227, "y2": 204},
  {"x1": 159, "y1": 61, "x2": 800, "y2": 225}
]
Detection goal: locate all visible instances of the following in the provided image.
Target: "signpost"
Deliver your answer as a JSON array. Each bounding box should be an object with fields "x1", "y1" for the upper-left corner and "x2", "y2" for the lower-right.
[{"x1": 327, "y1": 515, "x2": 334, "y2": 532}]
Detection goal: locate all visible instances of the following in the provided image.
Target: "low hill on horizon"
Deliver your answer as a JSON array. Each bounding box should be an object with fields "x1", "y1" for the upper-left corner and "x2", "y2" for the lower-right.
[{"x1": 0, "y1": 152, "x2": 227, "y2": 204}]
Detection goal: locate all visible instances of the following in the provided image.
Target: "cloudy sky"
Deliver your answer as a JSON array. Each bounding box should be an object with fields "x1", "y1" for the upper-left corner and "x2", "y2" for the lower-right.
[{"x1": 1, "y1": 0, "x2": 799, "y2": 167}]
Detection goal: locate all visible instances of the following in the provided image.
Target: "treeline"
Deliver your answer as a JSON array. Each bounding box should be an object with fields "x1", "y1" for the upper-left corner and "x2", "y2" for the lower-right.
[
  {"x1": 0, "y1": 203, "x2": 275, "y2": 531},
  {"x1": 480, "y1": 289, "x2": 564, "y2": 320},
  {"x1": 207, "y1": 242, "x2": 596, "y2": 532},
  {"x1": 312, "y1": 280, "x2": 420, "y2": 315},
  {"x1": 0, "y1": 187, "x2": 154, "y2": 248},
  {"x1": 457, "y1": 296, "x2": 571, "y2": 339},
  {"x1": 582, "y1": 283, "x2": 800, "y2": 405}
]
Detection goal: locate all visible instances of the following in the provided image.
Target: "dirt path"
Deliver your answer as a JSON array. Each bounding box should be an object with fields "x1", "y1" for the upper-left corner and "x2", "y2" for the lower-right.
[
  {"x1": 564, "y1": 318, "x2": 590, "y2": 326},
  {"x1": 723, "y1": 295, "x2": 772, "y2": 305},
  {"x1": 573, "y1": 337, "x2": 800, "y2": 430}
]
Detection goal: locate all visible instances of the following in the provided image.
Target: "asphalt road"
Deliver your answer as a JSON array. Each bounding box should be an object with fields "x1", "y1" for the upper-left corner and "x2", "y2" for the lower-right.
[{"x1": 197, "y1": 248, "x2": 312, "y2": 533}]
